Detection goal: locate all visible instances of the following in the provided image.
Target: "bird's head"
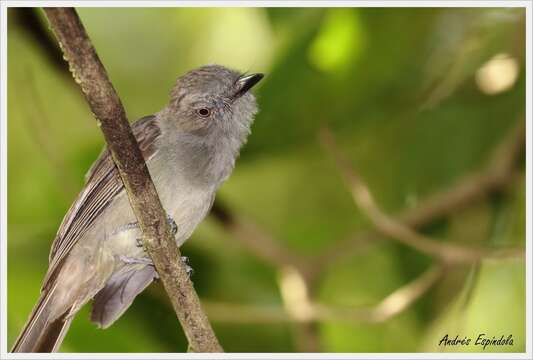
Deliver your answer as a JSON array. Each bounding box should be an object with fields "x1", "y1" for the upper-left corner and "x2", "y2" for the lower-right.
[{"x1": 168, "y1": 64, "x2": 263, "y2": 139}]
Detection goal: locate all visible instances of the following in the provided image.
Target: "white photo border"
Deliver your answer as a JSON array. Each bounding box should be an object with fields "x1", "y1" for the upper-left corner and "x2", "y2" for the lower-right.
[{"x1": 0, "y1": 1, "x2": 530, "y2": 359}]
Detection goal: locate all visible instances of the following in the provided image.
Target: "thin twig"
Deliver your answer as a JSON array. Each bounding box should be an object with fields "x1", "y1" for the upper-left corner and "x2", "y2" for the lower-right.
[
  {"x1": 278, "y1": 266, "x2": 315, "y2": 322},
  {"x1": 318, "y1": 124, "x2": 524, "y2": 265},
  {"x1": 43, "y1": 8, "x2": 222, "y2": 352},
  {"x1": 210, "y1": 201, "x2": 309, "y2": 271},
  {"x1": 203, "y1": 264, "x2": 444, "y2": 324},
  {"x1": 359, "y1": 264, "x2": 444, "y2": 322},
  {"x1": 399, "y1": 120, "x2": 525, "y2": 228},
  {"x1": 318, "y1": 121, "x2": 525, "y2": 272}
]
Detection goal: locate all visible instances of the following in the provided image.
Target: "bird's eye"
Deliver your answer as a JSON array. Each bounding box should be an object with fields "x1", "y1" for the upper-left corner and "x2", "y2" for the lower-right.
[{"x1": 197, "y1": 108, "x2": 211, "y2": 117}]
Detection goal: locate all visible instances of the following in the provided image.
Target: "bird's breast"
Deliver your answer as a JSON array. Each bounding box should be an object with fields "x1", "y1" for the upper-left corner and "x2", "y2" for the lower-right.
[{"x1": 147, "y1": 150, "x2": 216, "y2": 245}]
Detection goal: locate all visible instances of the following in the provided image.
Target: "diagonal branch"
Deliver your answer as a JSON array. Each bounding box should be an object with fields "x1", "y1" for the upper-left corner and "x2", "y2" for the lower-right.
[
  {"x1": 312, "y1": 263, "x2": 445, "y2": 323},
  {"x1": 319, "y1": 125, "x2": 524, "y2": 265},
  {"x1": 399, "y1": 120, "x2": 525, "y2": 228},
  {"x1": 43, "y1": 8, "x2": 222, "y2": 352},
  {"x1": 210, "y1": 201, "x2": 309, "y2": 270},
  {"x1": 203, "y1": 264, "x2": 444, "y2": 324},
  {"x1": 360, "y1": 263, "x2": 444, "y2": 322}
]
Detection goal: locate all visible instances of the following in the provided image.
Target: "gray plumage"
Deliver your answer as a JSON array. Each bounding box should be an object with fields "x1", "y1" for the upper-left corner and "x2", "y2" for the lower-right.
[{"x1": 12, "y1": 64, "x2": 262, "y2": 352}]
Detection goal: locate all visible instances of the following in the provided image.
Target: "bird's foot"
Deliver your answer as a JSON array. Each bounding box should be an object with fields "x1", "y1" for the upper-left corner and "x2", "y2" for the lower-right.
[
  {"x1": 181, "y1": 256, "x2": 194, "y2": 278},
  {"x1": 134, "y1": 214, "x2": 178, "y2": 248},
  {"x1": 167, "y1": 215, "x2": 178, "y2": 236},
  {"x1": 119, "y1": 255, "x2": 192, "y2": 278}
]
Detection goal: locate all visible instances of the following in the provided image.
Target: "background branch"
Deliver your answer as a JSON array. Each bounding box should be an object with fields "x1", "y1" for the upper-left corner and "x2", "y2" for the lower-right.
[
  {"x1": 316, "y1": 120, "x2": 524, "y2": 273},
  {"x1": 210, "y1": 201, "x2": 309, "y2": 270},
  {"x1": 318, "y1": 125, "x2": 524, "y2": 266},
  {"x1": 43, "y1": 8, "x2": 222, "y2": 352},
  {"x1": 399, "y1": 120, "x2": 525, "y2": 228},
  {"x1": 203, "y1": 264, "x2": 444, "y2": 324}
]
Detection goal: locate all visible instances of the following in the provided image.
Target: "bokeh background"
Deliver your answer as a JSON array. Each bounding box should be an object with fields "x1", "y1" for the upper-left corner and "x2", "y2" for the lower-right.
[{"x1": 7, "y1": 7, "x2": 526, "y2": 352}]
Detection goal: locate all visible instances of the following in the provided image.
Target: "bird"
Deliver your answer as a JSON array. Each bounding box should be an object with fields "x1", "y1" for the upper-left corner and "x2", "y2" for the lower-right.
[{"x1": 12, "y1": 64, "x2": 263, "y2": 352}]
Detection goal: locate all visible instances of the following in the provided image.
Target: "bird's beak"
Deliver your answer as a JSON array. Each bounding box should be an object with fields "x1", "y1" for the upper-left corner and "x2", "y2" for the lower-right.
[{"x1": 233, "y1": 73, "x2": 264, "y2": 99}]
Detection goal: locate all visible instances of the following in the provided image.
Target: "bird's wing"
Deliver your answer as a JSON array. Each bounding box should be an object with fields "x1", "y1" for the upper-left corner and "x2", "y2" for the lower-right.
[{"x1": 42, "y1": 115, "x2": 161, "y2": 291}]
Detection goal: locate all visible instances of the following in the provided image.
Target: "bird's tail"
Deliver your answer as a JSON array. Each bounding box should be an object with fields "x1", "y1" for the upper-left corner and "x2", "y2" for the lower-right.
[{"x1": 11, "y1": 283, "x2": 73, "y2": 353}]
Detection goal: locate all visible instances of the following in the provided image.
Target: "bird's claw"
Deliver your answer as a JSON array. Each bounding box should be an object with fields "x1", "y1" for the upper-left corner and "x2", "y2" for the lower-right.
[
  {"x1": 134, "y1": 214, "x2": 177, "y2": 248},
  {"x1": 167, "y1": 215, "x2": 178, "y2": 236},
  {"x1": 181, "y1": 256, "x2": 194, "y2": 278},
  {"x1": 119, "y1": 255, "x2": 192, "y2": 278}
]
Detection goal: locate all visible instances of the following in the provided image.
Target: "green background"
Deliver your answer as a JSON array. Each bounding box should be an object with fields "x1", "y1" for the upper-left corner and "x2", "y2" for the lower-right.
[{"x1": 7, "y1": 7, "x2": 526, "y2": 352}]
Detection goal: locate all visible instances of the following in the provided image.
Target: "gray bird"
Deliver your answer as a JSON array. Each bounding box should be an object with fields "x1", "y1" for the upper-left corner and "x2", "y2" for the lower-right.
[{"x1": 12, "y1": 64, "x2": 263, "y2": 353}]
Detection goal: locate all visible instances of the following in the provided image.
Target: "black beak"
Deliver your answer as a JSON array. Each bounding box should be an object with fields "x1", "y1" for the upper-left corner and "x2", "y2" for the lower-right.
[{"x1": 234, "y1": 73, "x2": 264, "y2": 99}]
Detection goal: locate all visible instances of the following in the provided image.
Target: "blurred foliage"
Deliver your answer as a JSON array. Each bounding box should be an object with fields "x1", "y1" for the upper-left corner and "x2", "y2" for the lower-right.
[{"x1": 7, "y1": 7, "x2": 525, "y2": 352}]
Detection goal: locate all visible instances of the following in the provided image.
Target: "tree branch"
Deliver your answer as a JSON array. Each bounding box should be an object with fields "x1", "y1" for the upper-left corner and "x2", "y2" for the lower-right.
[
  {"x1": 210, "y1": 201, "x2": 309, "y2": 270},
  {"x1": 203, "y1": 264, "x2": 444, "y2": 324},
  {"x1": 399, "y1": 119, "x2": 525, "y2": 228},
  {"x1": 318, "y1": 125, "x2": 524, "y2": 265},
  {"x1": 360, "y1": 264, "x2": 444, "y2": 322},
  {"x1": 43, "y1": 8, "x2": 222, "y2": 352}
]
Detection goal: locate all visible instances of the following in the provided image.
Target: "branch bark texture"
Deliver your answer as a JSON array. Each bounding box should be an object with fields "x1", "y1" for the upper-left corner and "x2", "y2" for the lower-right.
[{"x1": 43, "y1": 7, "x2": 222, "y2": 352}]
